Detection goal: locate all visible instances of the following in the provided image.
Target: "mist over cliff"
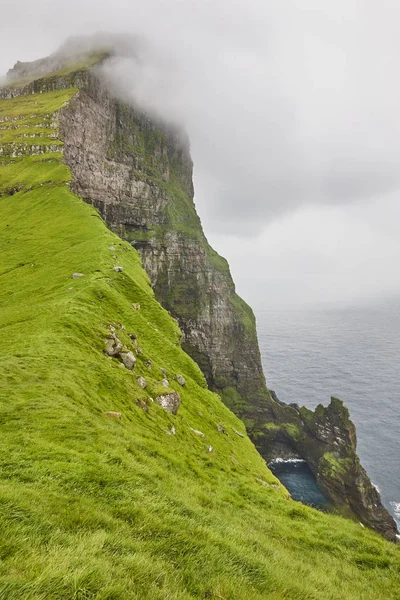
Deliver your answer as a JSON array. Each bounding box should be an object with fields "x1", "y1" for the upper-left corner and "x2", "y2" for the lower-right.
[{"x1": 2, "y1": 1, "x2": 400, "y2": 308}]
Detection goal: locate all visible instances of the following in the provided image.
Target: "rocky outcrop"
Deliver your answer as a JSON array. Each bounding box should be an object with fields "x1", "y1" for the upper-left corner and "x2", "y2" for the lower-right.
[
  {"x1": 2, "y1": 52, "x2": 397, "y2": 541},
  {"x1": 258, "y1": 395, "x2": 398, "y2": 541}
]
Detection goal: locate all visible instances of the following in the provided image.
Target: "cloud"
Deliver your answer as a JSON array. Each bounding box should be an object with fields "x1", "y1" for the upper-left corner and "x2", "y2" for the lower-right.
[{"x1": 1, "y1": 0, "x2": 400, "y2": 305}]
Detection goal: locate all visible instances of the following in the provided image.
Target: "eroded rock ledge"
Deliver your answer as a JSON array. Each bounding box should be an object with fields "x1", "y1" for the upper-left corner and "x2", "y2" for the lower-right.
[{"x1": 257, "y1": 393, "x2": 398, "y2": 542}]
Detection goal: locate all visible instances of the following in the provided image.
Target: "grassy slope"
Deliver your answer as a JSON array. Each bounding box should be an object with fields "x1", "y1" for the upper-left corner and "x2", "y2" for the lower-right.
[{"x1": 0, "y1": 91, "x2": 399, "y2": 600}]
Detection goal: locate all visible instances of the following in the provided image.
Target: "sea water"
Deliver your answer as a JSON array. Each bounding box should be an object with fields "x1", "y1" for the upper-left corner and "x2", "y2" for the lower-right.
[{"x1": 256, "y1": 301, "x2": 400, "y2": 527}]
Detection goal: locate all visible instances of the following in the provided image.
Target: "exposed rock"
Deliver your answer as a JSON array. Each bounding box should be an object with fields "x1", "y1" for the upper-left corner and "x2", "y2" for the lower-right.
[
  {"x1": 120, "y1": 351, "x2": 136, "y2": 370},
  {"x1": 71, "y1": 272, "x2": 84, "y2": 278},
  {"x1": 145, "y1": 359, "x2": 152, "y2": 370},
  {"x1": 104, "y1": 411, "x2": 122, "y2": 419},
  {"x1": 128, "y1": 332, "x2": 137, "y2": 340},
  {"x1": 160, "y1": 378, "x2": 169, "y2": 388},
  {"x1": 132, "y1": 303, "x2": 140, "y2": 310},
  {"x1": 176, "y1": 374, "x2": 186, "y2": 386},
  {"x1": 190, "y1": 428, "x2": 205, "y2": 439},
  {"x1": 233, "y1": 428, "x2": 244, "y2": 438},
  {"x1": 171, "y1": 425, "x2": 176, "y2": 435},
  {"x1": 155, "y1": 392, "x2": 181, "y2": 415},
  {"x1": 137, "y1": 376, "x2": 147, "y2": 389},
  {"x1": 108, "y1": 245, "x2": 115, "y2": 251},
  {"x1": 261, "y1": 396, "x2": 399, "y2": 542},
  {"x1": 160, "y1": 367, "x2": 168, "y2": 377},
  {"x1": 113, "y1": 266, "x2": 123, "y2": 272},
  {"x1": 104, "y1": 335, "x2": 123, "y2": 357},
  {"x1": 217, "y1": 425, "x2": 225, "y2": 434},
  {"x1": 207, "y1": 445, "x2": 214, "y2": 452},
  {"x1": 135, "y1": 399, "x2": 148, "y2": 412}
]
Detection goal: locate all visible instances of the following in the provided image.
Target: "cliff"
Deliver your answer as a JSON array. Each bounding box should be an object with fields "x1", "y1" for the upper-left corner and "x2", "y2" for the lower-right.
[{"x1": 1, "y1": 48, "x2": 398, "y2": 545}]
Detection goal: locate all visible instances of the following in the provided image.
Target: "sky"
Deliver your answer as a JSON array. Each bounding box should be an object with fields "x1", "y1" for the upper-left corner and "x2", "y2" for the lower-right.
[{"x1": 1, "y1": 0, "x2": 400, "y2": 309}]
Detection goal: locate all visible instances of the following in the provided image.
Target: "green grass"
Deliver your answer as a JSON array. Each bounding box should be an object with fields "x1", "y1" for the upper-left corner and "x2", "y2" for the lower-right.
[
  {"x1": 5, "y1": 52, "x2": 108, "y2": 89},
  {"x1": 0, "y1": 89, "x2": 400, "y2": 600}
]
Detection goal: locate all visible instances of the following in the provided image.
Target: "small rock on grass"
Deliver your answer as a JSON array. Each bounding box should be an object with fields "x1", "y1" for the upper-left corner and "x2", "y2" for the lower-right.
[
  {"x1": 120, "y1": 351, "x2": 136, "y2": 370},
  {"x1": 156, "y1": 392, "x2": 181, "y2": 415},
  {"x1": 104, "y1": 411, "x2": 122, "y2": 420},
  {"x1": 104, "y1": 336, "x2": 123, "y2": 357},
  {"x1": 176, "y1": 374, "x2": 186, "y2": 386},
  {"x1": 137, "y1": 376, "x2": 147, "y2": 389},
  {"x1": 71, "y1": 272, "x2": 84, "y2": 278},
  {"x1": 233, "y1": 428, "x2": 244, "y2": 438},
  {"x1": 190, "y1": 428, "x2": 206, "y2": 439},
  {"x1": 136, "y1": 399, "x2": 148, "y2": 413},
  {"x1": 113, "y1": 266, "x2": 124, "y2": 272}
]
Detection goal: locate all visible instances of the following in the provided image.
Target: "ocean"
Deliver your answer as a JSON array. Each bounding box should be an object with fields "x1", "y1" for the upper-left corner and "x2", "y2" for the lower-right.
[{"x1": 256, "y1": 302, "x2": 400, "y2": 527}]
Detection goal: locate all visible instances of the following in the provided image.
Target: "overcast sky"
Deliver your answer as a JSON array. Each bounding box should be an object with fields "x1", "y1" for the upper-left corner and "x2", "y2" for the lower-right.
[{"x1": 1, "y1": 0, "x2": 400, "y2": 309}]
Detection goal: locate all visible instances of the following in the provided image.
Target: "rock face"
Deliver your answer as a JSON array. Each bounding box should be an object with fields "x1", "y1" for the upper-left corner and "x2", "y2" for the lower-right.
[
  {"x1": 258, "y1": 395, "x2": 398, "y2": 541},
  {"x1": 3, "y1": 53, "x2": 397, "y2": 541},
  {"x1": 57, "y1": 70, "x2": 268, "y2": 422}
]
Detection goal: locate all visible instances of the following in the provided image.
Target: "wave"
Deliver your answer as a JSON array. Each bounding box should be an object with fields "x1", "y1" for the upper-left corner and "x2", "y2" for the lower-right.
[
  {"x1": 269, "y1": 458, "x2": 306, "y2": 465},
  {"x1": 372, "y1": 482, "x2": 380, "y2": 493},
  {"x1": 390, "y1": 501, "x2": 400, "y2": 516}
]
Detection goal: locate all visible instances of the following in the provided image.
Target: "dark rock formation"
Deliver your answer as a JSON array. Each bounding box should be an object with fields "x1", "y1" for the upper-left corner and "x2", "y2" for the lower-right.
[
  {"x1": 259, "y1": 395, "x2": 398, "y2": 541},
  {"x1": 2, "y1": 51, "x2": 397, "y2": 541}
]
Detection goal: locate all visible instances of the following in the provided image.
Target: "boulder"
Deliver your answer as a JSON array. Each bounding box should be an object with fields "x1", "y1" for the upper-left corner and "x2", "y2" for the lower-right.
[
  {"x1": 155, "y1": 392, "x2": 181, "y2": 415},
  {"x1": 120, "y1": 351, "x2": 136, "y2": 370},
  {"x1": 104, "y1": 336, "x2": 123, "y2": 357}
]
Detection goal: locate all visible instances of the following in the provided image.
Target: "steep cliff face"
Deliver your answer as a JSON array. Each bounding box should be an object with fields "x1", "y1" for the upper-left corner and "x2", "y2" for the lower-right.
[
  {"x1": 57, "y1": 71, "x2": 268, "y2": 421},
  {"x1": 2, "y1": 52, "x2": 397, "y2": 542}
]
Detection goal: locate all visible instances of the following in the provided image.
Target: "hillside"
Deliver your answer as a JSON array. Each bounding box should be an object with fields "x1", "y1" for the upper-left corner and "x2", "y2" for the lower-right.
[{"x1": 0, "y1": 68, "x2": 400, "y2": 598}]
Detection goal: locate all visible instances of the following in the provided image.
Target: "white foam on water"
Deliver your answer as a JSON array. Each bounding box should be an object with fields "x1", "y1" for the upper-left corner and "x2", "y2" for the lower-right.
[
  {"x1": 269, "y1": 458, "x2": 306, "y2": 465},
  {"x1": 390, "y1": 501, "x2": 400, "y2": 516},
  {"x1": 372, "y1": 482, "x2": 380, "y2": 493}
]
